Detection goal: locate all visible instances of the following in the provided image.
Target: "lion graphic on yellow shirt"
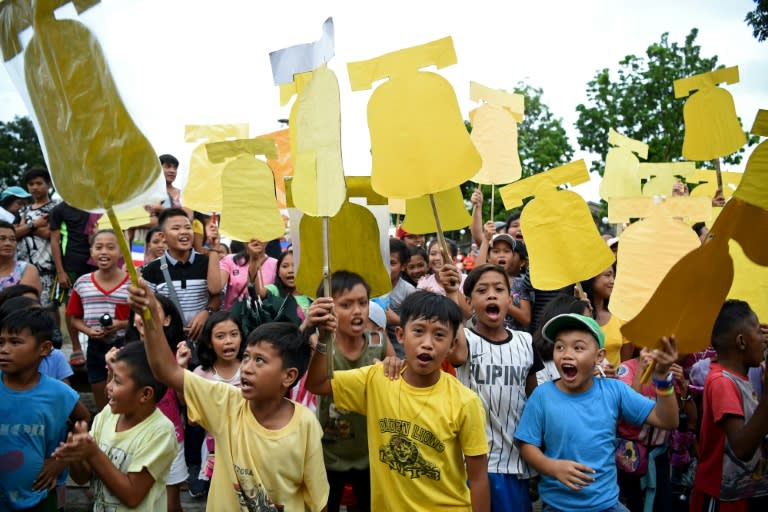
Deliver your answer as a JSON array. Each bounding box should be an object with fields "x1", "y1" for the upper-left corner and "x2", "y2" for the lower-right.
[{"x1": 379, "y1": 434, "x2": 440, "y2": 480}]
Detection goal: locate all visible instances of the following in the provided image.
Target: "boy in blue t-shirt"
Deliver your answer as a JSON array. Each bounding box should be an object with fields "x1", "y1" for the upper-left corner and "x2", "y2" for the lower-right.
[
  {"x1": 0, "y1": 308, "x2": 90, "y2": 511},
  {"x1": 514, "y1": 313, "x2": 679, "y2": 512}
]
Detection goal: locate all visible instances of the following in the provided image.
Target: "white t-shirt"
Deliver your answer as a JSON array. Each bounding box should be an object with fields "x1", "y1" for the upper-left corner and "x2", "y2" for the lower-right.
[{"x1": 456, "y1": 328, "x2": 542, "y2": 476}]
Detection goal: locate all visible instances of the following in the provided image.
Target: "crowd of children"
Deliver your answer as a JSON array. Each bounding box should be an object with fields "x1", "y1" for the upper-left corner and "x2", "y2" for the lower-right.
[{"x1": 1, "y1": 158, "x2": 767, "y2": 512}]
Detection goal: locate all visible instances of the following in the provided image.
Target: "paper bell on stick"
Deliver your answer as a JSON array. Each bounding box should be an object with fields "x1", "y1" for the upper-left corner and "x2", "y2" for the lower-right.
[
  {"x1": 469, "y1": 80, "x2": 524, "y2": 185},
  {"x1": 674, "y1": 66, "x2": 746, "y2": 161},
  {"x1": 183, "y1": 124, "x2": 250, "y2": 214},
  {"x1": 500, "y1": 160, "x2": 614, "y2": 290},
  {"x1": 205, "y1": 139, "x2": 285, "y2": 243},
  {"x1": 23, "y1": 0, "x2": 160, "y2": 211},
  {"x1": 599, "y1": 129, "x2": 648, "y2": 201},
  {"x1": 348, "y1": 36, "x2": 481, "y2": 200},
  {"x1": 608, "y1": 196, "x2": 710, "y2": 324}
]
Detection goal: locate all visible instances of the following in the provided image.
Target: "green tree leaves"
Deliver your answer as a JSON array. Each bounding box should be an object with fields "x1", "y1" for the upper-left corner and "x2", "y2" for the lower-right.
[{"x1": 0, "y1": 115, "x2": 45, "y2": 186}]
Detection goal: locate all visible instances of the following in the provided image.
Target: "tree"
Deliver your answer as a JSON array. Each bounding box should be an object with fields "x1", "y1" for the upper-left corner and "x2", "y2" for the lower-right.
[
  {"x1": 575, "y1": 28, "x2": 754, "y2": 177},
  {"x1": 0, "y1": 116, "x2": 45, "y2": 186},
  {"x1": 460, "y1": 82, "x2": 574, "y2": 224},
  {"x1": 746, "y1": 0, "x2": 768, "y2": 42}
]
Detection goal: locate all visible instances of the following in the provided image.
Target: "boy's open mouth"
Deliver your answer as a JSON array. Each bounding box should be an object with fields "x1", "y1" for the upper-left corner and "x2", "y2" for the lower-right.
[
  {"x1": 485, "y1": 304, "x2": 501, "y2": 320},
  {"x1": 561, "y1": 364, "x2": 578, "y2": 378},
  {"x1": 416, "y1": 353, "x2": 433, "y2": 362}
]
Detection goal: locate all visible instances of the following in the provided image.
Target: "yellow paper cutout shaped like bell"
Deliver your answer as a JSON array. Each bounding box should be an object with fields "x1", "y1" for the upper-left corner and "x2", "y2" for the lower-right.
[
  {"x1": 502, "y1": 161, "x2": 605, "y2": 290},
  {"x1": 733, "y1": 109, "x2": 768, "y2": 211},
  {"x1": 348, "y1": 37, "x2": 481, "y2": 199},
  {"x1": 469, "y1": 81, "x2": 524, "y2": 185},
  {"x1": 96, "y1": 205, "x2": 150, "y2": 231},
  {"x1": 183, "y1": 124, "x2": 249, "y2": 214},
  {"x1": 640, "y1": 162, "x2": 696, "y2": 197},
  {"x1": 23, "y1": 2, "x2": 160, "y2": 210},
  {"x1": 600, "y1": 129, "x2": 648, "y2": 201},
  {"x1": 205, "y1": 139, "x2": 284, "y2": 243},
  {"x1": 728, "y1": 238, "x2": 768, "y2": 324},
  {"x1": 291, "y1": 65, "x2": 346, "y2": 217},
  {"x1": 621, "y1": 234, "x2": 733, "y2": 354},
  {"x1": 608, "y1": 196, "x2": 711, "y2": 225},
  {"x1": 295, "y1": 201, "x2": 391, "y2": 298},
  {"x1": 674, "y1": 67, "x2": 746, "y2": 161},
  {"x1": 402, "y1": 187, "x2": 472, "y2": 235},
  {"x1": 610, "y1": 212, "x2": 703, "y2": 324},
  {"x1": 690, "y1": 169, "x2": 742, "y2": 200}
]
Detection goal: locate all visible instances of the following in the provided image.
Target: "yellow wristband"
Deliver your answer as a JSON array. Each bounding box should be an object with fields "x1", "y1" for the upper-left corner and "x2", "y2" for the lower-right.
[{"x1": 655, "y1": 386, "x2": 675, "y2": 397}]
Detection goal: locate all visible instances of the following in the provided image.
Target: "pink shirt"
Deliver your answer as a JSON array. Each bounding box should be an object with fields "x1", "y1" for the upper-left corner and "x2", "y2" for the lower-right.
[{"x1": 219, "y1": 254, "x2": 277, "y2": 310}]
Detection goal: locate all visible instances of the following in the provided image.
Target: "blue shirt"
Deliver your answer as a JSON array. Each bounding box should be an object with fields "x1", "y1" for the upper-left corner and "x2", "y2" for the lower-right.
[
  {"x1": 0, "y1": 372, "x2": 79, "y2": 509},
  {"x1": 514, "y1": 378, "x2": 654, "y2": 511},
  {"x1": 39, "y1": 349, "x2": 74, "y2": 381}
]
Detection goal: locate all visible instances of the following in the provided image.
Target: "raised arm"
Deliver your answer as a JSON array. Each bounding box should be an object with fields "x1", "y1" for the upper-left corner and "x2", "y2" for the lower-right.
[
  {"x1": 643, "y1": 336, "x2": 680, "y2": 430},
  {"x1": 127, "y1": 280, "x2": 185, "y2": 393},
  {"x1": 469, "y1": 188, "x2": 485, "y2": 245},
  {"x1": 437, "y1": 264, "x2": 469, "y2": 366},
  {"x1": 303, "y1": 297, "x2": 337, "y2": 397}
]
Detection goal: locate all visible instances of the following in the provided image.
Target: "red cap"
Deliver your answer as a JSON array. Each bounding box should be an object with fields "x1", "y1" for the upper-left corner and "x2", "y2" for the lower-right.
[{"x1": 396, "y1": 225, "x2": 410, "y2": 239}]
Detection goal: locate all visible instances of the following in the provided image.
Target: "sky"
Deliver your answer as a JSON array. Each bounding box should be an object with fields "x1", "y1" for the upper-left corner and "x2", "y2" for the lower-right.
[{"x1": 0, "y1": 0, "x2": 764, "y2": 205}]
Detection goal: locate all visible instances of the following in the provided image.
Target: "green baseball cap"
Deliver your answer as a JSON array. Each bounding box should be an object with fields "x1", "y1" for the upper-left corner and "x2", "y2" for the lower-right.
[{"x1": 542, "y1": 313, "x2": 605, "y2": 348}]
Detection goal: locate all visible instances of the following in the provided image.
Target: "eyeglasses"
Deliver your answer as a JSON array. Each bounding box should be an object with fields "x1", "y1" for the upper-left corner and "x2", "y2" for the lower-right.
[{"x1": 0, "y1": 236, "x2": 17, "y2": 243}]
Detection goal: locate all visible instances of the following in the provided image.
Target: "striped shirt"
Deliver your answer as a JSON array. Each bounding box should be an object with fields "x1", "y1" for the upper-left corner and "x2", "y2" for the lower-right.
[
  {"x1": 66, "y1": 273, "x2": 130, "y2": 342},
  {"x1": 456, "y1": 328, "x2": 543, "y2": 476},
  {"x1": 141, "y1": 251, "x2": 210, "y2": 324}
]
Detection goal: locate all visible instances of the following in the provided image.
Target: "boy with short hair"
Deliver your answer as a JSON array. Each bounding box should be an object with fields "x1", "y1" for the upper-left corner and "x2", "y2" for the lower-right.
[
  {"x1": 514, "y1": 313, "x2": 679, "y2": 512},
  {"x1": 55, "y1": 341, "x2": 177, "y2": 510},
  {"x1": 690, "y1": 300, "x2": 768, "y2": 511},
  {"x1": 306, "y1": 290, "x2": 491, "y2": 511},
  {"x1": 141, "y1": 208, "x2": 219, "y2": 341},
  {"x1": 127, "y1": 281, "x2": 329, "y2": 511},
  {"x1": 0, "y1": 308, "x2": 90, "y2": 511},
  {"x1": 303, "y1": 271, "x2": 395, "y2": 512},
  {"x1": 447, "y1": 264, "x2": 542, "y2": 511}
]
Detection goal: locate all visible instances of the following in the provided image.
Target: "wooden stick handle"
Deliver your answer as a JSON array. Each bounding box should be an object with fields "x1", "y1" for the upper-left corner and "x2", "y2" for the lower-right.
[
  {"x1": 106, "y1": 207, "x2": 153, "y2": 328},
  {"x1": 321, "y1": 216, "x2": 334, "y2": 379}
]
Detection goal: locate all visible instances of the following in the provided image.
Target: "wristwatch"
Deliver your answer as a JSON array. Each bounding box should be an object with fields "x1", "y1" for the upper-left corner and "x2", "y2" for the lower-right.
[{"x1": 205, "y1": 307, "x2": 215, "y2": 314}]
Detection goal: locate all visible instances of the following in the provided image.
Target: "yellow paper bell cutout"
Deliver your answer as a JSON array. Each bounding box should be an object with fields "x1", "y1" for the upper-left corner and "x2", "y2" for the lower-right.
[
  {"x1": 290, "y1": 65, "x2": 346, "y2": 217},
  {"x1": 348, "y1": 36, "x2": 481, "y2": 199},
  {"x1": 599, "y1": 129, "x2": 648, "y2": 200},
  {"x1": 674, "y1": 66, "x2": 746, "y2": 161},
  {"x1": 23, "y1": 0, "x2": 160, "y2": 210},
  {"x1": 469, "y1": 81, "x2": 524, "y2": 185},
  {"x1": 183, "y1": 124, "x2": 249, "y2": 214},
  {"x1": 205, "y1": 139, "x2": 284, "y2": 243},
  {"x1": 295, "y1": 201, "x2": 391, "y2": 298},
  {"x1": 500, "y1": 160, "x2": 614, "y2": 290},
  {"x1": 639, "y1": 162, "x2": 696, "y2": 197},
  {"x1": 689, "y1": 169, "x2": 742, "y2": 225},
  {"x1": 608, "y1": 197, "x2": 709, "y2": 324},
  {"x1": 389, "y1": 198, "x2": 406, "y2": 216},
  {"x1": 621, "y1": 232, "x2": 734, "y2": 354},
  {"x1": 402, "y1": 187, "x2": 472, "y2": 234}
]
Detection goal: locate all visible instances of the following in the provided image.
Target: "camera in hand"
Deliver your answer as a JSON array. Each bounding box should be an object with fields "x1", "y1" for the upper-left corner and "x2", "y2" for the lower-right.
[{"x1": 99, "y1": 313, "x2": 113, "y2": 327}]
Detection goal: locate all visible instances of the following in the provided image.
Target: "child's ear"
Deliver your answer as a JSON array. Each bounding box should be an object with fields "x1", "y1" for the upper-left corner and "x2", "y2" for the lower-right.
[
  {"x1": 395, "y1": 326, "x2": 404, "y2": 344},
  {"x1": 39, "y1": 340, "x2": 53, "y2": 357},
  {"x1": 140, "y1": 386, "x2": 154, "y2": 404},
  {"x1": 162, "y1": 315, "x2": 172, "y2": 328},
  {"x1": 596, "y1": 347, "x2": 607, "y2": 363},
  {"x1": 736, "y1": 333, "x2": 746, "y2": 351},
  {"x1": 282, "y1": 367, "x2": 299, "y2": 389}
]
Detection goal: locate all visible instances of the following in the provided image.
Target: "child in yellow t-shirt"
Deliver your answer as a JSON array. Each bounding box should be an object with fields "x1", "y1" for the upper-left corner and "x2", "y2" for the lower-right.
[
  {"x1": 306, "y1": 290, "x2": 490, "y2": 511},
  {"x1": 127, "y1": 281, "x2": 329, "y2": 511}
]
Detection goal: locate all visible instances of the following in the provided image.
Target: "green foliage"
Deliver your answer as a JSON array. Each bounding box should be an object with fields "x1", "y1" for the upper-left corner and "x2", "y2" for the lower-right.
[
  {"x1": 575, "y1": 28, "x2": 754, "y2": 176},
  {"x1": 461, "y1": 82, "x2": 574, "y2": 224},
  {"x1": 745, "y1": 0, "x2": 768, "y2": 42},
  {"x1": 0, "y1": 116, "x2": 45, "y2": 187}
]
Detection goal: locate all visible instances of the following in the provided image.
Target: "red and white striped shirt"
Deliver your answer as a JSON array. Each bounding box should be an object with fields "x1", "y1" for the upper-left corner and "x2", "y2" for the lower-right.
[{"x1": 66, "y1": 273, "x2": 131, "y2": 342}]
